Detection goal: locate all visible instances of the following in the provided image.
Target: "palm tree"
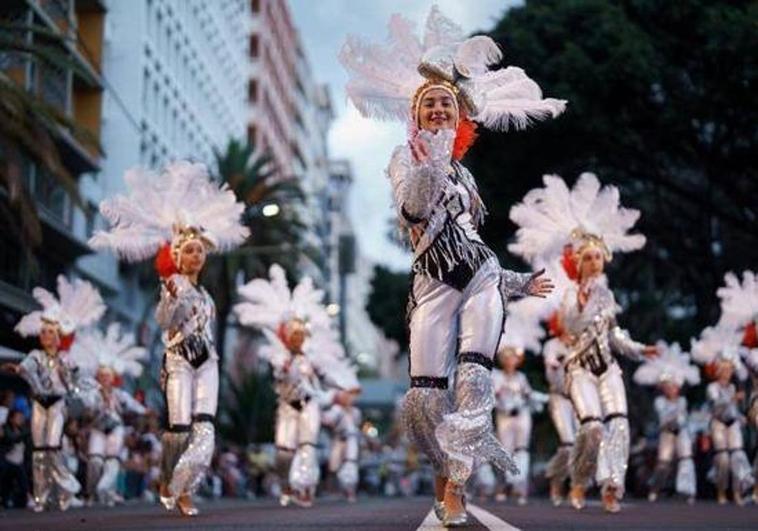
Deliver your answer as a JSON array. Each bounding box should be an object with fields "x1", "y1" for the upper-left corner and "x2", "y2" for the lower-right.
[
  {"x1": 0, "y1": 19, "x2": 100, "y2": 255},
  {"x1": 204, "y1": 139, "x2": 311, "y2": 375}
]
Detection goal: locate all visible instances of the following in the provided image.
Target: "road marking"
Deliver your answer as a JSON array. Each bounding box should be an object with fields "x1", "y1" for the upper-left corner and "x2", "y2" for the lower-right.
[
  {"x1": 416, "y1": 504, "x2": 520, "y2": 531},
  {"x1": 468, "y1": 504, "x2": 521, "y2": 531},
  {"x1": 417, "y1": 508, "x2": 444, "y2": 529}
]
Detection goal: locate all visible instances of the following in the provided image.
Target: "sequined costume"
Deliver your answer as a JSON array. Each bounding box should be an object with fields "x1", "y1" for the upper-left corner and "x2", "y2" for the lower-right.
[
  {"x1": 492, "y1": 369, "x2": 546, "y2": 499},
  {"x1": 390, "y1": 134, "x2": 533, "y2": 484},
  {"x1": 745, "y1": 351, "x2": 758, "y2": 487},
  {"x1": 560, "y1": 275, "x2": 646, "y2": 500},
  {"x1": 646, "y1": 396, "x2": 696, "y2": 497},
  {"x1": 542, "y1": 338, "x2": 578, "y2": 488},
  {"x1": 87, "y1": 387, "x2": 146, "y2": 504},
  {"x1": 323, "y1": 403, "x2": 362, "y2": 493},
  {"x1": 156, "y1": 273, "x2": 219, "y2": 501},
  {"x1": 273, "y1": 352, "x2": 336, "y2": 497},
  {"x1": 18, "y1": 349, "x2": 83, "y2": 509},
  {"x1": 705, "y1": 381, "x2": 754, "y2": 495}
]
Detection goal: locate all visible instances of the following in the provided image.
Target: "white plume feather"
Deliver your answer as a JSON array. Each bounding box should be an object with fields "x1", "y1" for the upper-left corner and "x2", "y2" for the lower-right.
[
  {"x1": 15, "y1": 275, "x2": 105, "y2": 337},
  {"x1": 89, "y1": 161, "x2": 249, "y2": 261},
  {"x1": 717, "y1": 270, "x2": 758, "y2": 330},
  {"x1": 633, "y1": 341, "x2": 700, "y2": 387},
  {"x1": 690, "y1": 325, "x2": 748, "y2": 381},
  {"x1": 70, "y1": 323, "x2": 147, "y2": 378},
  {"x1": 509, "y1": 172, "x2": 646, "y2": 265}
]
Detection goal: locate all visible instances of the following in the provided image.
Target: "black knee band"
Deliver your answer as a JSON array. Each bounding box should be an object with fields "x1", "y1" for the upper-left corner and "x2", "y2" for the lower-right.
[
  {"x1": 458, "y1": 351, "x2": 494, "y2": 370},
  {"x1": 604, "y1": 413, "x2": 627, "y2": 422},
  {"x1": 560, "y1": 442, "x2": 574, "y2": 448},
  {"x1": 167, "y1": 423, "x2": 191, "y2": 433},
  {"x1": 410, "y1": 376, "x2": 449, "y2": 389},
  {"x1": 33, "y1": 445, "x2": 61, "y2": 452},
  {"x1": 276, "y1": 445, "x2": 295, "y2": 453},
  {"x1": 193, "y1": 413, "x2": 215, "y2": 424},
  {"x1": 580, "y1": 416, "x2": 602, "y2": 425}
]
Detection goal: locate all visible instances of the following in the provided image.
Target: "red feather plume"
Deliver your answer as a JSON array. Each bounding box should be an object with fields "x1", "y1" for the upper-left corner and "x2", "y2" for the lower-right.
[
  {"x1": 154, "y1": 243, "x2": 178, "y2": 279},
  {"x1": 561, "y1": 244, "x2": 579, "y2": 282},
  {"x1": 742, "y1": 321, "x2": 757, "y2": 349},
  {"x1": 452, "y1": 118, "x2": 478, "y2": 161}
]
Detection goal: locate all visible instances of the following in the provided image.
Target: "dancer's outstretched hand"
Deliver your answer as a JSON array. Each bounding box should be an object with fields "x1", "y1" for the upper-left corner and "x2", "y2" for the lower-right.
[
  {"x1": 409, "y1": 135, "x2": 430, "y2": 163},
  {"x1": 527, "y1": 269, "x2": 554, "y2": 298}
]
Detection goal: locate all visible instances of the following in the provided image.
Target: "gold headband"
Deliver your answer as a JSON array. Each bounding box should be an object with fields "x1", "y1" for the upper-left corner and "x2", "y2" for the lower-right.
[
  {"x1": 572, "y1": 229, "x2": 612, "y2": 262},
  {"x1": 412, "y1": 80, "x2": 461, "y2": 127},
  {"x1": 171, "y1": 226, "x2": 213, "y2": 263}
]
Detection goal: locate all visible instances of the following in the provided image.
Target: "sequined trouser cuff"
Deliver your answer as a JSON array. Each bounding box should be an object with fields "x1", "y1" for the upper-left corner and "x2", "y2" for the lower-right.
[
  {"x1": 436, "y1": 363, "x2": 518, "y2": 486},
  {"x1": 596, "y1": 415, "x2": 630, "y2": 497},
  {"x1": 289, "y1": 443, "x2": 320, "y2": 493},
  {"x1": 169, "y1": 421, "x2": 215, "y2": 497},
  {"x1": 546, "y1": 445, "x2": 572, "y2": 482},
  {"x1": 32, "y1": 450, "x2": 50, "y2": 506},
  {"x1": 570, "y1": 422, "x2": 603, "y2": 489},
  {"x1": 402, "y1": 387, "x2": 452, "y2": 476},
  {"x1": 160, "y1": 431, "x2": 189, "y2": 486},
  {"x1": 675, "y1": 458, "x2": 696, "y2": 497}
]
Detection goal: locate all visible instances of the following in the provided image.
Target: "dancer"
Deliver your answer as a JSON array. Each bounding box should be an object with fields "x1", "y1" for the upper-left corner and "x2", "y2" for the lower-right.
[
  {"x1": 492, "y1": 300, "x2": 548, "y2": 505},
  {"x1": 633, "y1": 342, "x2": 699, "y2": 503},
  {"x1": 6, "y1": 275, "x2": 105, "y2": 511},
  {"x1": 90, "y1": 161, "x2": 248, "y2": 515},
  {"x1": 692, "y1": 325, "x2": 754, "y2": 505},
  {"x1": 234, "y1": 264, "x2": 354, "y2": 507},
  {"x1": 542, "y1": 317, "x2": 578, "y2": 506},
  {"x1": 716, "y1": 270, "x2": 758, "y2": 501},
  {"x1": 73, "y1": 324, "x2": 147, "y2": 506},
  {"x1": 323, "y1": 385, "x2": 362, "y2": 503},
  {"x1": 340, "y1": 7, "x2": 563, "y2": 526},
  {"x1": 509, "y1": 172, "x2": 657, "y2": 512}
]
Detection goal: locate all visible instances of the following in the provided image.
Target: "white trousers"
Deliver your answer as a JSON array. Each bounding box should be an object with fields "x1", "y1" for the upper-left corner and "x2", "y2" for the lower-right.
[
  {"x1": 650, "y1": 429, "x2": 695, "y2": 497},
  {"x1": 495, "y1": 410, "x2": 532, "y2": 495},
  {"x1": 276, "y1": 400, "x2": 321, "y2": 493},
  {"x1": 164, "y1": 353, "x2": 219, "y2": 427},
  {"x1": 710, "y1": 419, "x2": 754, "y2": 494},
  {"x1": 568, "y1": 362, "x2": 629, "y2": 498}
]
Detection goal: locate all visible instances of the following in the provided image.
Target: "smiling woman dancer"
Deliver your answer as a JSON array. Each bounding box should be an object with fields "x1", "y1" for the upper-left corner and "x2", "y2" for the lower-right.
[
  {"x1": 340, "y1": 7, "x2": 565, "y2": 526},
  {"x1": 89, "y1": 161, "x2": 248, "y2": 516}
]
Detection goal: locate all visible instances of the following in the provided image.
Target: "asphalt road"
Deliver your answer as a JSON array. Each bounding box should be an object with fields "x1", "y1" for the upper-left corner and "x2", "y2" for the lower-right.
[{"x1": 1, "y1": 496, "x2": 756, "y2": 530}]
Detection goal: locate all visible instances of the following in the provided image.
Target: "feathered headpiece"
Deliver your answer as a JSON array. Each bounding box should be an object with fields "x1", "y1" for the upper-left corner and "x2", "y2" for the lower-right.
[
  {"x1": 306, "y1": 327, "x2": 360, "y2": 391},
  {"x1": 233, "y1": 264, "x2": 331, "y2": 338},
  {"x1": 15, "y1": 275, "x2": 106, "y2": 343},
  {"x1": 69, "y1": 323, "x2": 148, "y2": 378},
  {"x1": 339, "y1": 5, "x2": 566, "y2": 131},
  {"x1": 509, "y1": 173, "x2": 646, "y2": 269},
  {"x1": 89, "y1": 161, "x2": 249, "y2": 274},
  {"x1": 716, "y1": 271, "x2": 758, "y2": 347},
  {"x1": 633, "y1": 342, "x2": 700, "y2": 387},
  {"x1": 690, "y1": 325, "x2": 748, "y2": 381},
  {"x1": 497, "y1": 297, "x2": 546, "y2": 357}
]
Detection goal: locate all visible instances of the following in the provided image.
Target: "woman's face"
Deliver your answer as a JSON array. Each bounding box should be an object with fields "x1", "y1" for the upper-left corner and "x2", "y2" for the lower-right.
[
  {"x1": 39, "y1": 322, "x2": 60, "y2": 351},
  {"x1": 578, "y1": 246, "x2": 605, "y2": 281},
  {"x1": 418, "y1": 88, "x2": 459, "y2": 132},
  {"x1": 717, "y1": 360, "x2": 734, "y2": 383},
  {"x1": 179, "y1": 240, "x2": 207, "y2": 276},
  {"x1": 502, "y1": 352, "x2": 520, "y2": 373},
  {"x1": 287, "y1": 328, "x2": 306, "y2": 352},
  {"x1": 660, "y1": 381, "x2": 680, "y2": 399},
  {"x1": 96, "y1": 367, "x2": 115, "y2": 389}
]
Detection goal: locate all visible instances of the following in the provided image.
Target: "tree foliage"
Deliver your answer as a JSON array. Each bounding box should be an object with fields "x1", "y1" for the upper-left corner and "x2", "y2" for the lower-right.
[{"x1": 466, "y1": 0, "x2": 757, "y2": 345}]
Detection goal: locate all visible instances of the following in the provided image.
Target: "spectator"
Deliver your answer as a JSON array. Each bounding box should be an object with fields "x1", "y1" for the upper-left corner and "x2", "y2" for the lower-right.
[{"x1": 1, "y1": 409, "x2": 31, "y2": 508}]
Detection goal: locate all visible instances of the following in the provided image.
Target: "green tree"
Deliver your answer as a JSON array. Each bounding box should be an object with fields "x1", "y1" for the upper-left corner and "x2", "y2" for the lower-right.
[
  {"x1": 366, "y1": 265, "x2": 410, "y2": 354},
  {"x1": 217, "y1": 370, "x2": 277, "y2": 446},
  {"x1": 467, "y1": 0, "x2": 757, "y2": 345},
  {"x1": 204, "y1": 139, "x2": 308, "y2": 374}
]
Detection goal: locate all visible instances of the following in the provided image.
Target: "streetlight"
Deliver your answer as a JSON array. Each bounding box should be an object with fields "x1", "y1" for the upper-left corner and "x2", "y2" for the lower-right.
[
  {"x1": 262, "y1": 203, "x2": 280, "y2": 217},
  {"x1": 326, "y1": 303, "x2": 340, "y2": 317}
]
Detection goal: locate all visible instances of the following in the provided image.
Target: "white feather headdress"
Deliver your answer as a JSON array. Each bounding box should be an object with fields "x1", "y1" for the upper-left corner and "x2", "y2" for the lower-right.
[
  {"x1": 633, "y1": 342, "x2": 700, "y2": 387},
  {"x1": 306, "y1": 327, "x2": 360, "y2": 391},
  {"x1": 498, "y1": 297, "x2": 546, "y2": 355},
  {"x1": 89, "y1": 161, "x2": 249, "y2": 261},
  {"x1": 15, "y1": 275, "x2": 106, "y2": 337},
  {"x1": 233, "y1": 264, "x2": 331, "y2": 333},
  {"x1": 69, "y1": 323, "x2": 148, "y2": 378},
  {"x1": 339, "y1": 5, "x2": 566, "y2": 130},
  {"x1": 716, "y1": 270, "x2": 758, "y2": 330},
  {"x1": 690, "y1": 325, "x2": 748, "y2": 381},
  {"x1": 509, "y1": 172, "x2": 646, "y2": 265}
]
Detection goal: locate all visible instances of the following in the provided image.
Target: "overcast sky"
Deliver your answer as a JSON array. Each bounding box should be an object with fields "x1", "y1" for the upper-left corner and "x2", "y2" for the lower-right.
[{"x1": 289, "y1": 1, "x2": 520, "y2": 271}]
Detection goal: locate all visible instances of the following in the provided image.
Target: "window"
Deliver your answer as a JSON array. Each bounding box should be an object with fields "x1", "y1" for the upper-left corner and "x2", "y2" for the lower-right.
[
  {"x1": 248, "y1": 79, "x2": 257, "y2": 102},
  {"x1": 249, "y1": 34, "x2": 259, "y2": 58}
]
